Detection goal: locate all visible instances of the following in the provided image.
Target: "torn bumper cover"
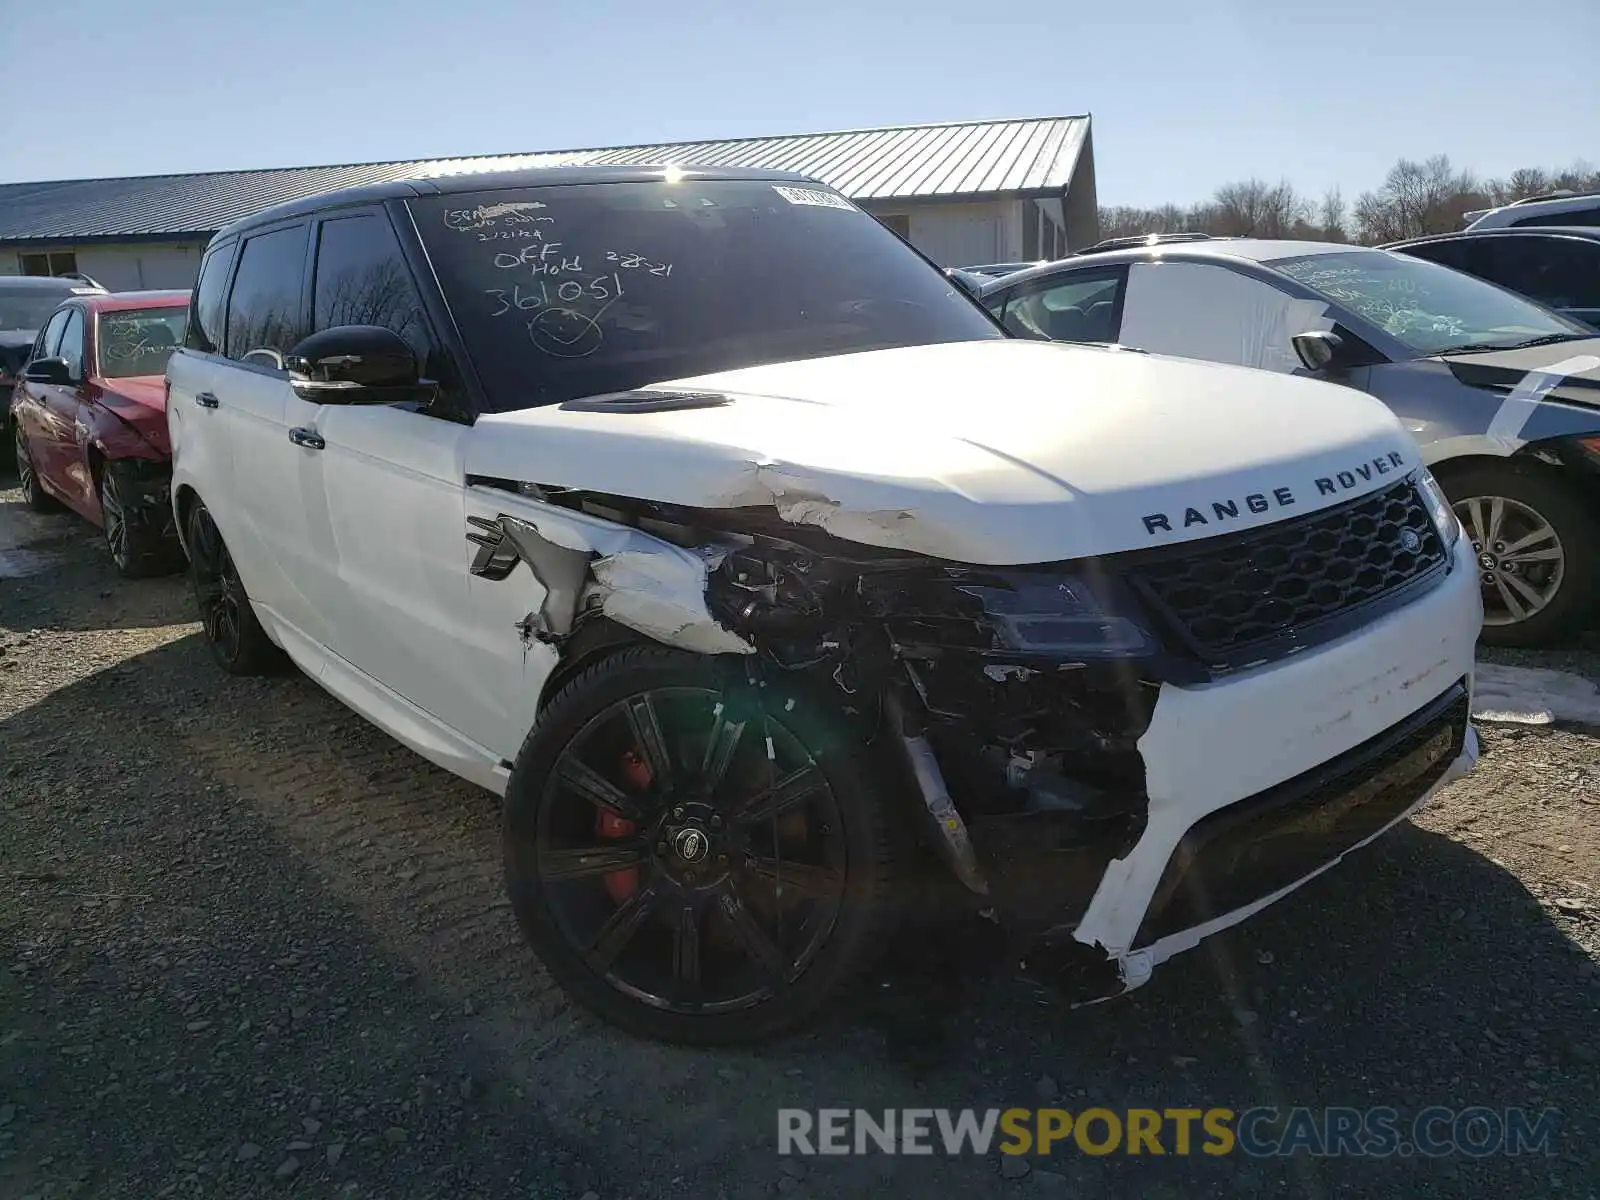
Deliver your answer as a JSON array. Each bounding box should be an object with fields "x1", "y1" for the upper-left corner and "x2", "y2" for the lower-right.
[
  {"x1": 118, "y1": 459, "x2": 181, "y2": 545},
  {"x1": 466, "y1": 491, "x2": 755, "y2": 656},
  {"x1": 1071, "y1": 533, "x2": 1482, "y2": 996}
]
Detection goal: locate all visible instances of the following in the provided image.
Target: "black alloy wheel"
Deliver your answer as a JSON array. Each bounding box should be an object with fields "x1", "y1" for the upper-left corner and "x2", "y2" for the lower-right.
[
  {"x1": 185, "y1": 499, "x2": 281, "y2": 674},
  {"x1": 15, "y1": 421, "x2": 56, "y2": 512},
  {"x1": 99, "y1": 462, "x2": 185, "y2": 578},
  {"x1": 504, "y1": 646, "x2": 899, "y2": 1044}
]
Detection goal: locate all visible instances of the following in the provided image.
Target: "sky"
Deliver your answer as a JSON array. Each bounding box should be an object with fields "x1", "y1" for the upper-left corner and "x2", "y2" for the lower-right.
[{"x1": 3, "y1": 0, "x2": 1596, "y2": 207}]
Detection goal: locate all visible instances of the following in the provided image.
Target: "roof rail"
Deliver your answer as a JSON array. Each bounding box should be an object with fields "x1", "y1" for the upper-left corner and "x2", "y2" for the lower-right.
[
  {"x1": 1507, "y1": 190, "x2": 1584, "y2": 206},
  {"x1": 1075, "y1": 232, "x2": 1214, "y2": 255},
  {"x1": 57, "y1": 271, "x2": 106, "y2": 290}
]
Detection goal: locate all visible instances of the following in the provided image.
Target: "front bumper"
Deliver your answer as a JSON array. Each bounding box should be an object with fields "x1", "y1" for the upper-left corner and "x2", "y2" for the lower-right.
[{"x1": 1074, "y1": 534, "x2": 1483, "y2": 988}]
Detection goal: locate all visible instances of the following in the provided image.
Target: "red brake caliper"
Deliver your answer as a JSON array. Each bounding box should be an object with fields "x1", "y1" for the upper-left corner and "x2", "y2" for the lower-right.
[{"x1": 597, "y1": 750, "x2": 650, "y2": 902}]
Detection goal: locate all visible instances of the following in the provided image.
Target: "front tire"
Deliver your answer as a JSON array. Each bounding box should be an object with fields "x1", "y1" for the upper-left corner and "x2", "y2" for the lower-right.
[
  {"x1": 185, "y1": 499, "x2": 282, "y2": 675},
  {"x1": 100, "y1": 461, "x2": 185, "y2": 578},
  {"x1": 1443, "y1": 463, "x2": 1600, "y2": 648},
  {"x1": 503, "y1": 646, "x2": 900, "y2": 1044}
]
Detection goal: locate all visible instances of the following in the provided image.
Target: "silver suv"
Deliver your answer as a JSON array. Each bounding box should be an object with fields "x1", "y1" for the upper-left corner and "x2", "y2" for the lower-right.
[{"x1": 1465, "y1": 192, "x2": 1600, "y2": 231}]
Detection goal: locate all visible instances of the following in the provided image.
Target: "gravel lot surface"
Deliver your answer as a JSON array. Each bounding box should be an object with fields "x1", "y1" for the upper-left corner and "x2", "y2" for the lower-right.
[{"x1": 3, "y1": 487, "x2": 1598, "y2": 1199}]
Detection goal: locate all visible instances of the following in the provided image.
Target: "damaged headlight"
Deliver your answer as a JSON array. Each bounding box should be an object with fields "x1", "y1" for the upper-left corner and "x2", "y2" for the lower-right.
[
  {"x1": 958, "y1": 574, "x2": 1162, "y2": 659},
  {"x1": 1416, "y1": 469, "x2": 1462, "y2": 553}
]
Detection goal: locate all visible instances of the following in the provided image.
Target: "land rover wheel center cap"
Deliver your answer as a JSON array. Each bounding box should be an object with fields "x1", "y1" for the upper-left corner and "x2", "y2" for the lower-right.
[
  {"x1": 652, "y1": 800, "x2": 729, "y2": 885},
  {"x1": 674, "y1": 827, "x2": 709, "y2": 863}
]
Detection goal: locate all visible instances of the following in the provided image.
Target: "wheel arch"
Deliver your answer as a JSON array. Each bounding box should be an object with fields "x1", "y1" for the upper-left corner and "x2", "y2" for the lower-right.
[
  {"x1": 1431, "y1": 450, "x2": 1600, "y2": 513},
  {"x1": 536, "y1": 616, "x2": 652, "y2": 714},
  {"x1": 172, "y1": 483, "x2": 201, "y2": 555}
]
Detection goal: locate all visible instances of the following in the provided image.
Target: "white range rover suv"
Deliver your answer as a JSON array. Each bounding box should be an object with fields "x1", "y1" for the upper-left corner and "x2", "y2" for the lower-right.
[{"x1": 166, "y1": 166, "x2": 1482, "y2": 1044}]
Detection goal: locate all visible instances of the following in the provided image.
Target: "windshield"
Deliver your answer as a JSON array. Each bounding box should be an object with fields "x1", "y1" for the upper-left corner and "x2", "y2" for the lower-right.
[
  {"x1": 0, "y1": 286, "x2": 74, "y2": 332},
  {"x1": 409, "y1": 180, "x2": 1002, "y2": 410},
  {"x1": 1270, "y1": 250, "x2": 1588, "y2": 355},
  {"x1": 96, "y1": 307, "x2": 188, "y2": 378}
]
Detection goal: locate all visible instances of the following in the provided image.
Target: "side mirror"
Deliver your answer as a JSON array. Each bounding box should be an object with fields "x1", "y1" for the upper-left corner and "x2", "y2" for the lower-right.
[
  {"x1": 23, "y1": 357, "x2": 72, "y2": 385},
  {"x1": 1292, "y1": 330, "x2": 1348, "y2": 373},
  {"x1": 284, "y1": 325, "x2": 431, "y2": 404}
]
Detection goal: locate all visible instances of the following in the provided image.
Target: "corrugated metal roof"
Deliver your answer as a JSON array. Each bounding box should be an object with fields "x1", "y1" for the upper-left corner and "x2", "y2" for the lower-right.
[{"x1": 0, "y1": 116, "x2": 1089, "y2": 244}]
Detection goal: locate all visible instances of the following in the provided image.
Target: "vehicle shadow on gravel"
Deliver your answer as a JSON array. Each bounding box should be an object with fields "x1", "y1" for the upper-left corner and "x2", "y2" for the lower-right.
[
  {"x1": 3, "y1": 630, "x2": 1596, "y2": 1198},
  {"x1": 726, "y1": 819, "x2": 1598, "y2": 1196},
  {"x1": 0, "y1": 525, "x2": 189, "y2": 634},
  {"x1": 0, "y1": 635, "x2": 639, "y2": 1199}
]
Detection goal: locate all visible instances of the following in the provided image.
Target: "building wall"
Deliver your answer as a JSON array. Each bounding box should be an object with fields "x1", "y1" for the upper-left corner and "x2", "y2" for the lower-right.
[
  {"x1": 866, "y1": 200, "x2": 1029, "y2": 267},
  {"x1": 2, "y1": 241, "x2": 207, "y2": 290}
]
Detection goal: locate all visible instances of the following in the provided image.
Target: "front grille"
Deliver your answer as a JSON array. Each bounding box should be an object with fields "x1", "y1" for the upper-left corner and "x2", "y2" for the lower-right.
[
  {"x1": 1133, "y1": 680, "x2": 1469, "y2": 946},
  {"x1": 1125, "y1": 475, "x2": 1448, "y2": 669}
]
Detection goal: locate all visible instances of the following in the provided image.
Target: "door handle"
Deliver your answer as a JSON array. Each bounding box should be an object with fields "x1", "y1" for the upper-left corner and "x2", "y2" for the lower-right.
[
  {"x1": 288, "y1": 426, "x2": 325, "y2": 450},
  {"x1": 195, "y1": 391, "x2": 219, "y2": 409}
]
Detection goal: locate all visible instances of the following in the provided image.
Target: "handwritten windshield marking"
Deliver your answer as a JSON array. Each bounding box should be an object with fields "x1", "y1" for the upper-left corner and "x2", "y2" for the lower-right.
[
  {"x1": 486, "y1": 274, "x2": 625, "y2": 317},
  {"x1": 604, "y1": 250, "x2": 673, "y2": 277},
  {"x1": 444, "y1": 203, "x2": 554, "y2": 233},
  {"x1": 529, "y1": 305, "x2": 608, "y2": 359}
]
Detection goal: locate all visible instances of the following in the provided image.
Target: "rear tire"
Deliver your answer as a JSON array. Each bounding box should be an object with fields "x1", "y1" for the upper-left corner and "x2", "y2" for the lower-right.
[
  {"x1": 14, "y1": 420, "x2": 58, "y2": 513},
  {"x1": 503, "y1": 646, "x2": 900, "y2": 1044},
  {"x1": 101, "y1": 461, "x2": 185, "y2": 578},
  {"x1": 1440, "y1": 462, "x2": 1600, "y2": 648},
  {"x1": 185, "y1": 498, "x2": 282, "y2": 675}
]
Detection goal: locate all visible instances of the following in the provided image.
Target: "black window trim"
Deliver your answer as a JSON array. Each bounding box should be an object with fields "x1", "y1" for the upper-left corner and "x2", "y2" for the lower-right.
[
  {"x1": 181, "y1": 237, "x2": 239, "y2": 361},
  {"x1": 993, "y1": 262, "x2": 1130, "y2": 343},
  {"x1": 56, "y1": 304, "x2": 88, "y2": 382},
  {"x1": 310, "y1": 204, "x2": 472, "y2": 423},
  {"x1": 32, "y1": 304, "x2": 72, "y2": 362},
  {"x1": 386, "y1": 196, "x2": 503, "y2": 424},
  {"x1": 217, "y1": 218, "x2": 314, "y2": 380}
]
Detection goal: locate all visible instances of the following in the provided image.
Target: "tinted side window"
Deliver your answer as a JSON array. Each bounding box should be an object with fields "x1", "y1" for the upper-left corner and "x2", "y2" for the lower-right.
[
  {"x1": 225, "y1": 226, "x2": 309, "y2": 364},
  {"x1": 1486, "y1": 239, "x2": 1600, "y2": 310},
  {"x1": 1400, "y1": 240, "x2": 1471, "y2": 271},
  {"x1": 1513, "y1": 210, "x2": 1600, "y2": 228},
  {"x1": 187, "y1": 242, "x2": 234, "y2": 352},
  {"x1": 999, "y1": 271, "x2": 1125, "y2": 342},
  {"x1": 311, "y1": 214, "x2": 435, "y2": 372},
  {"x1": 34, "y1": 309, "x2": 70, "y2": 360},
  {"x1": 57, "y1": 309, "x2": 86, "y2": 378}
]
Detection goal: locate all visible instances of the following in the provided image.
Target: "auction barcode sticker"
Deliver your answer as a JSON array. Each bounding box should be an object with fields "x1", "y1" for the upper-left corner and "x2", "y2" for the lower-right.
[{"x1": 773, "y1": 185, "x2": 855, "y2": 211}]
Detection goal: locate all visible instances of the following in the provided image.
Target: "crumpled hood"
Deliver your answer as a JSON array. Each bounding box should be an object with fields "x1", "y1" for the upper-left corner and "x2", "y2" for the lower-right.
[
  {"x1": 94, "y1": 375, "x2": 170, "y2": 456},
  {"x1": 1441, "y1": 338, "x2": 1600, "y2": 410},
  {"x1": 468, "y1": 339, "x2": 1422, "y2": 564}
]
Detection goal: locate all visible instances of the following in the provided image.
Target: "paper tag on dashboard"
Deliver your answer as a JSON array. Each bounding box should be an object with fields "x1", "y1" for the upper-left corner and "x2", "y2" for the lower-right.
[{"x1": 772, "y1": 185, "x2": 855, "y2": 211}]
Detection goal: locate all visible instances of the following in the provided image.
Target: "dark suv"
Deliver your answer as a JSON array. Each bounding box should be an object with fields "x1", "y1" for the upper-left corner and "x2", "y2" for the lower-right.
[
  {"x1": 1385, "y1": 227, "x2": 1600, "y2": 329},
  {"x1": 2, "y1": 275, "x2": 108, "y2": 445}
]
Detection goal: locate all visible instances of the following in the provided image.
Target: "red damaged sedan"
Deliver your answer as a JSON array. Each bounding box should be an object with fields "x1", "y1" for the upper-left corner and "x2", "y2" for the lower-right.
[{"x1": 10, "y1": 290, "x2": 189, "y2": 576}]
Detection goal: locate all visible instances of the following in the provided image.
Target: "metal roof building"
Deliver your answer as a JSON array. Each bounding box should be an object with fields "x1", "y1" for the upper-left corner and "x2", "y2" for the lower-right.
[{"x1": 0, "y1": 116, "x2": 1096, "y2": 289}]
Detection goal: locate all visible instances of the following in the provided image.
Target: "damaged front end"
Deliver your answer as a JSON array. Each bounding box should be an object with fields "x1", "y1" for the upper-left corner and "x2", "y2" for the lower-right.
[
  {"x1": 469, "y1": 480, "x2": 1191, "y2": 984},
  {"x1": 469, "y1": 462, "x2": 1480, "y2": 1008}
]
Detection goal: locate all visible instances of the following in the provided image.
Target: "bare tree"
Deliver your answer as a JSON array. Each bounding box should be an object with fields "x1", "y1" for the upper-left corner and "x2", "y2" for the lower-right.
[
  {"x1": 1096, "y1": 153, "x2": 1598, "y2": 249},
  {"x1": 1503, "y1": 167, "x2": 1551, "y2": 202},
  {"x1": 1549, "y1": 161, "x2": 1600, "y2": 194},
  {"x1": 1209, "y1": 179, "x2": 1306, "y2": 238},
  {"x1": 1354, "y1": 155, "x2": 1485, "y2": 242},
  {"x1": 1319, "y1": 188, "x2": 1349, "y2": 243}
]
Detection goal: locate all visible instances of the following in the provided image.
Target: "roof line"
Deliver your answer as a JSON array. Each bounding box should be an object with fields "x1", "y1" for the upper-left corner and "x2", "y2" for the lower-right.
[{"x1": 0, "y1": 115, "x2": 1089, "y2": 189}]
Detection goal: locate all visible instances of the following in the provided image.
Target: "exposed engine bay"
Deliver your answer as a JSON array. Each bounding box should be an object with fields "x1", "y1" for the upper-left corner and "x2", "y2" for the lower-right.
[{"x1": 472, "y1": 477, "x2": 1177, "y2": 947}]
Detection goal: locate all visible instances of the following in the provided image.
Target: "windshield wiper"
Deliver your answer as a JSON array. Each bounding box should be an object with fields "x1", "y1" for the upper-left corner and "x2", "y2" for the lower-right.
[{"x1": 1433, "y1": 333, "x2": 1584, "y2": 355}]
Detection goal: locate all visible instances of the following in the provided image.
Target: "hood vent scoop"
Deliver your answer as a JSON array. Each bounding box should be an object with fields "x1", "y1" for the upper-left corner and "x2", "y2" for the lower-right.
[{"x1": 560, "y1": 390, "x2": 732, "y2": 414}]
